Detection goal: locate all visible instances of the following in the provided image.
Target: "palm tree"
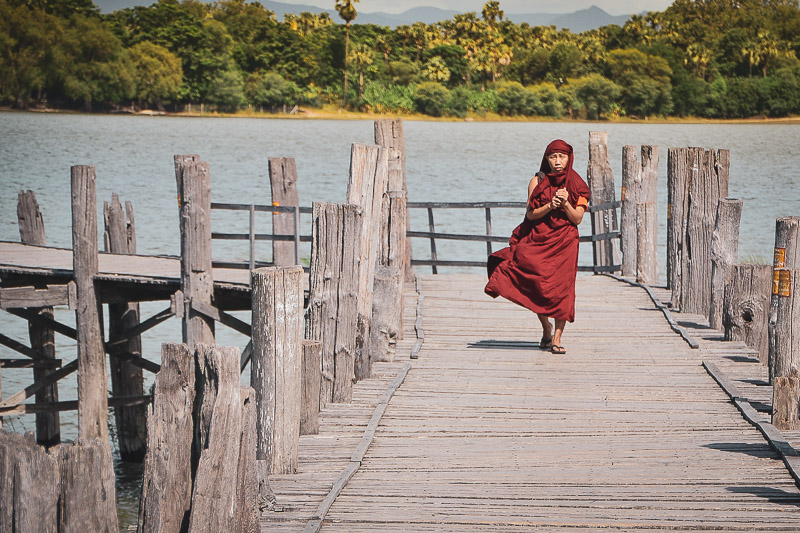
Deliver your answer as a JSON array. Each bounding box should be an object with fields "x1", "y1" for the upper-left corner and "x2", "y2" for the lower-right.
[
  {"x1": 422, "y1": 56, "x2": 451, "y2": 83},
  {"x1": 335, "y1": 0, "x2": 359, "y2": 106},
  {"x1": 349, "y1": 43, "x2": 374, "y2": 101},
  {"x1": 481, "y1": 1, "x2": 504, "y2": 28}
]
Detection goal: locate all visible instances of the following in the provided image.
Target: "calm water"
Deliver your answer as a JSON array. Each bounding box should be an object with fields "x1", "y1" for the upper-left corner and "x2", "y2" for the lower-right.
[{"x1": 1, "y1": 112, "x2": 798, "y2": 526}]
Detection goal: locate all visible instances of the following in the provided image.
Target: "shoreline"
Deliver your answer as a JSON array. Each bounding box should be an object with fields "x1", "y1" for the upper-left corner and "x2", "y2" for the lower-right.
[{"x1": 4, "y1": 105, "x2": 800, "y2": 125}]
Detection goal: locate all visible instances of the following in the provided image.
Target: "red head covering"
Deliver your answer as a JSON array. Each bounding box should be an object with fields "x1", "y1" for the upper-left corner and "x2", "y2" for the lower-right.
[{"x1": 530, "y1": 139, "x2": 589, "y2": 213}]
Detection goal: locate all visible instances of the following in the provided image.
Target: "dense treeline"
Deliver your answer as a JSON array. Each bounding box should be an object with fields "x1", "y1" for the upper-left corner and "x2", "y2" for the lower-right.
[{"x1": 2, "y1": 0, "x2": 800, "y2": 118}]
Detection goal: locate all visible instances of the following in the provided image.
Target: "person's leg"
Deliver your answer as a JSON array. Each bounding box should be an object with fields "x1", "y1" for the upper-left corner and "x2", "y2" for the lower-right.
[
  {"x1": 537, "y1": 314, "x2": 552, "y2": 346},
  {"x1": 551, "y1": 319, "x2": 567, "y2": 353}
]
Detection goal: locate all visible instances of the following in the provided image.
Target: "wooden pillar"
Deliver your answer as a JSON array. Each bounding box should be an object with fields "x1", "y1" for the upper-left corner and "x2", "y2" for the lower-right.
[
  {"x1": 17, "y1": 190, "x2": 60, "y2": 445},
  {"x1": 56, "y1": 438, "x2": 119, "y2": 532},
  {"x1": 268, "y1": 157, "x2": 300, "y2": 266},
  {"x1": 666, "y1": 147, "x2": 730, "y2": 312},
  {"x1": 587, "y1": 132, "x2": 620, "y2": 270},
  {"x1": 374, "y1": 118, "x2": 414, "y2": 283},
  {"x1": 251, "y1": 266, "x2": 303, "y2": 475},
  {"x1": 71, "y1": 165, "x2": 108, "y2": 442},
  {"x1": 621, "y1": 145, "x2": 658, "y2": 278},
  {"x1": 635, "y1": 203, "x2": 657, "y2": 285},
  {"x1": 300, "y1": 340, "x2": 322, "y2": 436},
  {"x1": 709, "y1": 198, "x2": 743, "y2": 330},
  {"x1": 235, "y1": 387, "x2": 260, "y2": 533},
  {"x1": 347, "y1": 143, "x2": 389, "y2": 382},
  {"x1": 0, "y1": 431, "x2": 60, "y2": 532},
  {"x1": 138, "y1": 343, "x2": 195, "y2": 533},
  {"x1": 306, "y1": 202, "x2": 362, "y2": 405},
  {"x1": 723, "y1": 264, "x2": 772, "y2": 364},
  {"x1": 188, "y1": 345, "x2": 243, "y2": 532},
  {"x1": 370, "y1": 265, "x2": 403, "y2": 363},
  {"x1": 770, "y1": 218, "x2": 800, "y2": 418},
  {"x1": 103, "y1": 194, "x2": 146, "y2": 461},
  {"x1": 175, "y1": 154, "x2": 215, "y2": 348}
]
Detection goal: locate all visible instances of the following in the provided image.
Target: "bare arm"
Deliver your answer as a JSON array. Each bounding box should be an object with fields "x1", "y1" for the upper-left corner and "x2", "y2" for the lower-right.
[{"x1": 561, "y1": 201, "x2": 586, "y2": 225}]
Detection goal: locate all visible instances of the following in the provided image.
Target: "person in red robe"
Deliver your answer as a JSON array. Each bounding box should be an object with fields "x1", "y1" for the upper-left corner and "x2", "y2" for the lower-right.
[{"x1": 485, "y1": 139, "x2": 590, "y2": 354}]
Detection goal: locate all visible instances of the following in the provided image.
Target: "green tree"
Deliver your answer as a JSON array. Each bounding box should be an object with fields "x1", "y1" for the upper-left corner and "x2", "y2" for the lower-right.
[
  {"x1": 563, "y1": 74, "x2": 621, "y2": 119},
  {"x1": 127, "y1": 40, "x2": 182, "y2": 109},
  {"x1": 0, "y1": 2, "x2": 61, "y2": 108},
  {"x1": 414, "y1": 81, "x2": 449, "y2": 116},
  {"x1": 245, "y1": 71, "x2": 299, "y2": 111},
  {"x1": 422, "y1": 56, "x2": 450, "y2": 83},
  {"x1": 207, "y1": 64, "x2": 245, "y2": 112},
  {"x1": 348, "y1": 42, "x2": 373, "y2": 100},
  {"x1": 495, "y1": 80, "x2": 532, "y2": 115},
  {"x1": 334, "y1": 0, "x2": 359, "y2": 106},
  {"x1": 606, "y1": 48, "x2": 673, "y2": 117},
  {"x1": 58, "y1": 14, "x2": 134, "y2": 111}
]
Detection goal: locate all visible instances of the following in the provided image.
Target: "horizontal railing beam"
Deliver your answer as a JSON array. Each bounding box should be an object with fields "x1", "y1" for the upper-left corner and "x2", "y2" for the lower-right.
[{"x1": 407, "y1": 231, "x2": 509, "y2": 243}]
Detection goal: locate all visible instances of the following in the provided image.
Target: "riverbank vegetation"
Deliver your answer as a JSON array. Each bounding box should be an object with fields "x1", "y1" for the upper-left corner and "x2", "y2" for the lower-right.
[{"x1": 1, "y1": 0, "x2": 799, "y2": 120}]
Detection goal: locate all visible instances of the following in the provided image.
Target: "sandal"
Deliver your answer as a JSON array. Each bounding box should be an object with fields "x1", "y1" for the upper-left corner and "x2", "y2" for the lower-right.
[
  {"x1": 550, "y1": 345, "x2": 567, "y2": 355},
  {"x1": 539, "y1": 336, "x2": 553, "y2": 350}
]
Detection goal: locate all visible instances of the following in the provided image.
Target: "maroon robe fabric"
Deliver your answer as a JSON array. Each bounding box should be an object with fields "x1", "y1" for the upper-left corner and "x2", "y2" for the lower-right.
[{"x1": 484, "y1": 139, "x2": 590, "y2": 322}]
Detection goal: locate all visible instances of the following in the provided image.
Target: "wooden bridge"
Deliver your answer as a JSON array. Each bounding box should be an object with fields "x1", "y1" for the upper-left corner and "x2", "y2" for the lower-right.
[{"x1": 262, "y1": 274, "x2": 800, "y2": 531}]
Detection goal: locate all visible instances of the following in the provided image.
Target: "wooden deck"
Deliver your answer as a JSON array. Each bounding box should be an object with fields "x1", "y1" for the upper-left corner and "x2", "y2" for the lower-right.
[
  {"x1": 263, "y1": 273, "x2": 800, "y2": 531},
  {"x1": 0, "y1": 241, "x2": 257, "y2": 309}
]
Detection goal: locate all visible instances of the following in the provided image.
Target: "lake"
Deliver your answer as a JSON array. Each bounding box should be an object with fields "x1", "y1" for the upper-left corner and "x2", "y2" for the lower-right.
[{"x1": 0, "y1": 111, "x2": 798, "y2": 526}]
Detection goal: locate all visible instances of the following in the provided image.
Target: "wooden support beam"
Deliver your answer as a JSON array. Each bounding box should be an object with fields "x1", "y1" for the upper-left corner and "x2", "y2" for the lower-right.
[
  {"x1": 0, "y1": 332, "x2": 51, "y2": 360},
  {"x1": 621, "y1": 145, "x2": 658, "y2": 278},
  {"x1": 17, "y1": 189, "x2": 60, "y2": 444},
  {"x1": 105, "y1": 305, "x2": 174, "y2": 350},
  {"x1": 709, "y1": 198, "x2": 743, "y2": 330},
  {"x1": 175, "y1": 154, "x2": 215, "y2": 348},
  {"x1": 587, "y1": 132, "x2": 621, "y2": 270},
  {"x1": 0, "y1": 359, "x2": 78, "y2": 410},
  {"x1": 0, "y1": 395, "x2": 151, "y2": 416},
  {"x1": 0, "y1": 282, "x2": 76, "y2": 309},
  {"x1": 0, "y1": 358, "x2": 62, "y2": 369},
  {"x1": 251, "y1": 266, "x2": 303, "y2": 475},
  {"x1": 189, "y1": 299, "x2": 252, "y2": 336},
  {"x1": 723, "y1": 264, "x2": 771, "y2": 364},
  {"x1": 300, "y1": 340, "x2": 321, "y2": 436},
  {"x1": 347, "y1": 143, "x2": 389, "y2": 382},
  {"x1": 269, "y1": 157, "x2": 300, "y2": 266},
  {"x1": 71, "y1": 165, "x2": 108, "y2": 442},
  {"x1": 7, "y1": 308, "x2": 77, "y2": 339}
]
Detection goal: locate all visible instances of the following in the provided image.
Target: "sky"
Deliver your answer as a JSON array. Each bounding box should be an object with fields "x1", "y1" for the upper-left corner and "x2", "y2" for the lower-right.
[{"x1": 280, "y1": 0, "x2": 675, "y2": 16}]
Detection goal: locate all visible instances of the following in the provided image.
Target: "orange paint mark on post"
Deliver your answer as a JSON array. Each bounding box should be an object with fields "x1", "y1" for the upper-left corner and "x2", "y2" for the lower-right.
[
  {"x1": 778, "y1": 269, "x2": 792, "y2": 297},
  {"x1": 774, "y1": 247, "x2": 786, "y2": 268}
]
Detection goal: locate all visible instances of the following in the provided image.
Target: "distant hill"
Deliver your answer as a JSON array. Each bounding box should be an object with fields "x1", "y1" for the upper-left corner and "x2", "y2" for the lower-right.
[{"x1": 96, "y1": 0, "x2": 634, "y2": 32}]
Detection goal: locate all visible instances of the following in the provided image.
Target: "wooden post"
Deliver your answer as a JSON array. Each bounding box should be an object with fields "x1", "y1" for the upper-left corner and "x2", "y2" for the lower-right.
[
  {"x1": 723, "y1": 264, "x2": 772, "y2": 364},
  {"x1": 300, "y1": 340, "x2": 322, "y2": 436},
  {"x1": 621, "y1": 146, "x2": 658, "y2": 277},
  {"x1": 56, "y1": 438, "x2": 119, "y2": 532},
  {"x1": 17, "y1": 190, "x2": 60, "y2": 445},
  {"x1": 770, "y1": 218, "x2": 800, "y2": 431},
  {"x1": 306, "y1": 202, "x2": 362, "y2": 405},
  {"x1": 175, "y1": 155, "x2": 215, "y2": 348},
  {"x1": 235, "y1": 387, "x2": 259, "y2": 533},
  {"x1": 0, "y1": 431, "x2": 60, "y2": 532},
  {"x1": 709, "y1": 198, "x2": 743, "y2": 330},
  {"x1": 374, "y1": 118, "x2": 414, "y2": 283},
  {"x1": 188, "y1": 345, "x2": 242, "y2": 532},
  {"x1": 635, "y1": 203, "x2": 657, "y2": 285},
  {"x1": 666, "y1": 147, "x2": 730, "y2": 312},
  {"x1": 251, "y1": 266, "x2": 303, "y2": 475},
  {"x1": 370, "y1": 265, "x2": 403, "y2": 363},
  {"x1": 587, "y1": 132, "x2": 620, "y2": 270},
  {"x1": 268, "y1": 157, "x2": 300, "y2": 266},
  {"x1": 71, "y1": 165, "x2": 108, "y2": 442},
  {"x1": 103, "y1": 193, "x2": 146, "y2": 461},
  {"x1": 138, "y1": 343, "x2": 196, "y2": 533},
  {"x1": 347, "y1": 144, "x2": 390, "y2": 382}
]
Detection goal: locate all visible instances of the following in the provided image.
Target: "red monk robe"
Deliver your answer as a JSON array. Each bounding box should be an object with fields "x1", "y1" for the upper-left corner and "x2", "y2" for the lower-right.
[{"x1": 485, "y1": 140, "x2": 590, "y2": 323}]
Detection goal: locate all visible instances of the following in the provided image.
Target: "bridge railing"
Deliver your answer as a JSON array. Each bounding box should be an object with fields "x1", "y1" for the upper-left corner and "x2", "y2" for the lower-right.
[{"x1": 407, "y1": 200, "x2": 622, "y2": 274}]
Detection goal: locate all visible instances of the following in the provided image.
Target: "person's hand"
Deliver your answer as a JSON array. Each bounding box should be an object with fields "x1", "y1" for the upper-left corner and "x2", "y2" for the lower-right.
[{"x1": 551, "y1": 188, "x2": 568, "y2": 209}]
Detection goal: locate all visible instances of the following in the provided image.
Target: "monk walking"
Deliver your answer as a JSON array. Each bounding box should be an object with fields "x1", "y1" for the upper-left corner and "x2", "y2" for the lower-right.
[{"x1": 485, "y1": 139, "x2": 590, "y2": 354}]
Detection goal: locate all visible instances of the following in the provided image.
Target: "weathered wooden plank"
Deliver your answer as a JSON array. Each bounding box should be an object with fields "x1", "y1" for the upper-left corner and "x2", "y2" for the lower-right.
[
  {"x1": 104, "y1": 192, "x2": 146, "y2": 462},
  {"x1": 175, "y1": 154, "x2": 215, "y2": 347},
  {"x1": 723, "y1": 263, "x2": 771, "y2": 364},
  {"x1": 709, "y1": 198, "x2": 743, "y2": 330},
  {"x1": 0, "y1": 283, "x2": 75, "y2": 309},
  {"x1": 71, "y1": 165, "x2": 108, "y2": 442},
  {"x1": 621, "y1": 145, "x2": 658, "y2": 277},
  {"x1": 56, "y1": 438, "x2": 118, "y2": 532},
  {"x1": 269, "y1": 157, "x2": 300, "y2": 266},
  {"x1": 139, "y1": 343, "x2": 195, "y2": 533},
  {"x1": 301, "y1": 340, "x2": 322, "y2": 436},
  {"x1": 587, "y1": 132, "x2": 620, "y2": 269}
]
